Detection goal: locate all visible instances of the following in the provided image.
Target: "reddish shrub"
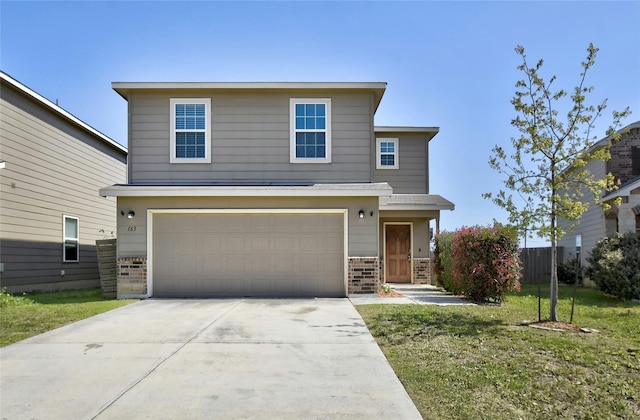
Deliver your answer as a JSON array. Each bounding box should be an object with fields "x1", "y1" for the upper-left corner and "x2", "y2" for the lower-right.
[{"x1": 451, "y1": 225, "x2": 522, "y2": 303}]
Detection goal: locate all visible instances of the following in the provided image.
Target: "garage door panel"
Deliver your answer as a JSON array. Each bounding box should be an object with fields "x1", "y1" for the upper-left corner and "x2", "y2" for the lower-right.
[
  {"x1": 202, "y1": 236, "x2": 222, "y2": 252},
  {"x1": 274, "y1": 237, "x2": 295, "y2": 251},
  {"x1": 152, "y1": 212, "x2": 345, "y2": 297}
]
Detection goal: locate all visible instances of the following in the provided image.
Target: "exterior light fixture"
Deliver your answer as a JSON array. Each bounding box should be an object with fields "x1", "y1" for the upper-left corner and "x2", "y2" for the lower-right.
[
  {"x1": 358, "y1": 209, "x2": 365, "y2": 219},
  {"x1": 127, "y1": 211, "x2": 135, "y2": 219}
]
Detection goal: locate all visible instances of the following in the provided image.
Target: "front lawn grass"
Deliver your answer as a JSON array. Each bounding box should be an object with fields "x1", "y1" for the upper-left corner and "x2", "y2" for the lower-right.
[
  {"x1": 357, "y1": 284, "x2": 640, "y2": 419},
  {"x1": 0, "y1": 288, "x2": 135, "y2": 346}
]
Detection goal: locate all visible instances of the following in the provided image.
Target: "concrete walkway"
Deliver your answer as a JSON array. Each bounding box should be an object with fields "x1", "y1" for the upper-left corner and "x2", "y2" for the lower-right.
[
  {"x1": 349, "y1": 284, "x2": 474, "y2": 306},
  {"x1": 0, "y1": 299, "x2": 421, "y2": 420}
]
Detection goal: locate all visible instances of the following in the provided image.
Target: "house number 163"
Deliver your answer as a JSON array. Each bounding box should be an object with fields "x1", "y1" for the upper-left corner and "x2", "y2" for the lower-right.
[{"x1": 127, "y1": 226, "x2": 137, "y2": 232}]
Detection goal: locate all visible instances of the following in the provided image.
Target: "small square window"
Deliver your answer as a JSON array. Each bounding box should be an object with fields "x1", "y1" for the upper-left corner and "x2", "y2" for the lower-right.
[
  {"x1": 376, "y1": 138, "x2": 399, "y2": 169},
  {"x1": 290, "y1": 98, "x2": 331, "y2": 163}
]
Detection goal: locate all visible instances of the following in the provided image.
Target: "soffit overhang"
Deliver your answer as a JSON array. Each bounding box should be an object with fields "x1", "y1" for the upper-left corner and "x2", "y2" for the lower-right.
[
  {"x1": 374, "y1": 126, "x2": 440, "y2": 142},
  {"x1": 99, "y1": 182, "x2": 393, "y2": 198},
  {"x1": 112, "y1": 81, "x2": 387, "y2": 111},
  {"x1": 379, "y1": 194, "x2": 455, "y2": 211}
]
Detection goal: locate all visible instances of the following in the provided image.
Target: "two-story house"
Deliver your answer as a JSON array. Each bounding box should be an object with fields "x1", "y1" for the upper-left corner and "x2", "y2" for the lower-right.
[
  {"x1": 558, "y1": 120, "x2": 640, "y2": 264},
  {"x1": 0, "y1": 71, "x2": 127, "y2": 292},
  {"x1": 100, "y1": 82, "x2": 454, "y2": 298}
]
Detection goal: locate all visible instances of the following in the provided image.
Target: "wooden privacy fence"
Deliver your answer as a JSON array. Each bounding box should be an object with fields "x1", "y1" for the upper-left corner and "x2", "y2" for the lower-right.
[
  {"x1": 520, "y1": 247, "x2": 564, "y2": 284},
  {"x1": 96, "y1": 238, "x2": 117, "y2": 298}
]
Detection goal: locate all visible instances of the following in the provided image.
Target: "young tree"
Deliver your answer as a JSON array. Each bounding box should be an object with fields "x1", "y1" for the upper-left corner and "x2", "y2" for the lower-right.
[{"x1": 483, "y1": 44, "x2": 630, "y2": 321}]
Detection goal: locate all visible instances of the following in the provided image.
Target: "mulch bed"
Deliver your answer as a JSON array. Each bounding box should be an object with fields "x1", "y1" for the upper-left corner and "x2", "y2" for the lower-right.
[
  {"x1": 526, "y1": 321, "x2": 583, "y2": 332},
  {"x1": 378, "y1": 290, "x2": 405, "y2": 298}
]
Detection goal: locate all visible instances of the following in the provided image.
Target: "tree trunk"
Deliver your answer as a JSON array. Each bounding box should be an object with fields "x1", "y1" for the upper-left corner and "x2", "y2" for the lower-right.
[{"x1": 550, "y1": 241, "x2": 558, "y2": 321}]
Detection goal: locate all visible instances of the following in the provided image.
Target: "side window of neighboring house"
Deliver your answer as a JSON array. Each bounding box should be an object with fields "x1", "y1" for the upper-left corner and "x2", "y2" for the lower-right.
[
  {"x1": 63, "y1": 215, "x2": 79, "y2": 262},
  {"x1": 376, "y1": 138, "x2": 399, "y2": 169},
  {"x1": 170, "y1": 98, "x2": 212, "y2": 163},
  {"x1": 290, "y1": 98, "x2": 331, "y2": 163}
]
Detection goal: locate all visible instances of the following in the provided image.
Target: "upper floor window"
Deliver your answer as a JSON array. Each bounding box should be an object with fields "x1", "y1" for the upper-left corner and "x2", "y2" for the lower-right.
[
  {"x1": 170, "y1": 98, "x2": 211, "y2": 163},
  {"x1": 290, "y1": 98, "x2": 331, "y2": 163},
  {"x1": 632, "y1": 146, "x2": 640, "y2": 176},
  {"x1": 63, "y1": 215, "x2": 79, "y2": 262},
  {"x1": 376, "y1": 138, "x2": 399, "y2": 169}
]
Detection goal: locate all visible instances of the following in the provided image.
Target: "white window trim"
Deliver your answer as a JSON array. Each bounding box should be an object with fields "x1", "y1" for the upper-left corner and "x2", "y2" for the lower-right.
[
  {"x1": 376, "y1": 138, "x2": 399, "y2": 169},
  {"x1": 289, "y1": 98, "x2": 332, "y2": 163},
  {"x1": 63, "y1": 215, "x2": 79, "y2": 263},
  {"x1": 169, "y1": 98, "x2": 212, "y2": 164}
]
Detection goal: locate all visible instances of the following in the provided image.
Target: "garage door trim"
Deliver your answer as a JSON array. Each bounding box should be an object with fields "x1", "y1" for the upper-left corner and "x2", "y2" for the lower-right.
[{"x1": 146, "y1": 208, "x2": 349, "y2": 297}]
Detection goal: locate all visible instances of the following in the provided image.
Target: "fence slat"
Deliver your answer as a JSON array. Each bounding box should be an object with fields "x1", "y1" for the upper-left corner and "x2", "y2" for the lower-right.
[
  {"x1": 96, "y1": 239, "x2": 117, "y2": 299},
  {"x1": 520, "y1": 247, "x2": 563, "y2": 284}
]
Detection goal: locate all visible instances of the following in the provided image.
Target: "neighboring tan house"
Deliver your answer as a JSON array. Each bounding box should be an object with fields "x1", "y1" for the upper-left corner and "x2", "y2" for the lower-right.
[
  {"x1": 100, "y1": 82, "x2": 454, "y2": 298},
  {"x1": 558, "y1": 120, "x2": 640, "y2": 264},
  {"x1": 0, "y1": 71, "x2": 127, "y2": 292}
]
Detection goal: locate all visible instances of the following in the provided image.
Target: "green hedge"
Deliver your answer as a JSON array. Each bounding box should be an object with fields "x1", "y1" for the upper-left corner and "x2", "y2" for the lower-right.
[
  {"x1": 434, "y1": 232, "x2": 458, "y2": 294},
  {"x1": 586, "y1": 233, "x2": 640, "y2": 300}
]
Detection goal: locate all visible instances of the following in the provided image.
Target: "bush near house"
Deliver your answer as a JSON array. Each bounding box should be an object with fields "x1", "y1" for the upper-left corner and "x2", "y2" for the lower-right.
[
  {"x1": 435, "y1": 225, "x2": 522, "y2": 303},
  {"x1": 433, "y1": 231, "x2": 459, "y2": 293},
  {"x1": 558, "y1": 254, "x2": 583, "y2": 284},
  {"x1": 587, "y1": 233, "x2": 640, "y2": 300}
]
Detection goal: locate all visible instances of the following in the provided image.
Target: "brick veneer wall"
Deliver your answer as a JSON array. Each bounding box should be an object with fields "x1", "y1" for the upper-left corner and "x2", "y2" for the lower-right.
[
  {"x1": 607, "y1": 128, "x2": 640, "y2": 183},
  {"x1": 348, "y1": 257, "x2": 380, "y2": 294},
  {"x1": 413, "y1": 258, "x2": 430, "y2": 284},
  {"x1": 117, "y1": 257, "x2": 147, "y2": 298}
]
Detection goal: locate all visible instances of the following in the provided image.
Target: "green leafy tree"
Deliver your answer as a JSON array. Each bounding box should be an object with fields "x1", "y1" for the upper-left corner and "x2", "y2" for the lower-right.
[{"x1": 483, "y1": 44, "x2": 630, "y2": 321}]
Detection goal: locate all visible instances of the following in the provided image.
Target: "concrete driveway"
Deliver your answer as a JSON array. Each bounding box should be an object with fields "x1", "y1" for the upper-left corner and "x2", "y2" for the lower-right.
[{"x1": 0, "y1": 299, "x2": 421, "y2": 419}]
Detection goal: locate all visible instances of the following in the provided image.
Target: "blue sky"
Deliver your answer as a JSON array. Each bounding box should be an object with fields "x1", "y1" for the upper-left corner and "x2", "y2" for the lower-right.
[{"x1": 2, "y1": 1, "x2": 639, "y2": 245}]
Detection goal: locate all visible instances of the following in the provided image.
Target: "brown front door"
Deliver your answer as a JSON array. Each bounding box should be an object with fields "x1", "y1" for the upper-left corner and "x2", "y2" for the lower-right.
[{"x1": 385, "y1": 224, "x2": 411, "y2": 283}]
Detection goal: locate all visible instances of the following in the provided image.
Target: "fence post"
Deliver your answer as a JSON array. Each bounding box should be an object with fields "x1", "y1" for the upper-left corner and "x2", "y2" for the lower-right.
[{"x1": 96, "y1": 238, "x2": 117, "y2": 299}]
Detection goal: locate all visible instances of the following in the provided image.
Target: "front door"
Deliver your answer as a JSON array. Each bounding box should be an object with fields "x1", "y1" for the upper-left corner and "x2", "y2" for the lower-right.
[{"x1": 385, "y1": 224, "x2": 411, "y2": 283}]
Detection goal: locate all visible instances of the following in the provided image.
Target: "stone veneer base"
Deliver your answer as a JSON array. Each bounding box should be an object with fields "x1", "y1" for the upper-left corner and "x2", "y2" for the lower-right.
[
  {"x1": 117, "y1": 256, "x2": 383, "y2": 297},
  {"x1": 412, "y1": 258, "x2": 430, "y2": 284},
  {"x1": 117, "y1": 257, "x2": 147, "y2": 298},
  {"x1": 348, "y1": 257, "x2": 380, "y2": 294}
]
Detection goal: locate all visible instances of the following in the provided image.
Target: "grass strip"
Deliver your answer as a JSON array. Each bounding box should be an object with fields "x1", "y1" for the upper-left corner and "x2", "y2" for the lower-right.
[
  {"x1": 0, "y1": 288, "x2": 135, "y2": 346},
  {"x1": 357, "y1": 284, "x2": 640, "y2": 419}
]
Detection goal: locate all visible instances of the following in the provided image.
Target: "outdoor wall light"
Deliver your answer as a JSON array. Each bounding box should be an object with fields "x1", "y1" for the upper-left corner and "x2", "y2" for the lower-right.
[
  {"x1": 358, "y1": 209, "x2": 365, "y2": 219},
  {"x1": 121, "y1": 210, "x2": 135, "y2": 219},
  {"x1": 370, "y1": 211, "x2": 374, "y2": 217}
]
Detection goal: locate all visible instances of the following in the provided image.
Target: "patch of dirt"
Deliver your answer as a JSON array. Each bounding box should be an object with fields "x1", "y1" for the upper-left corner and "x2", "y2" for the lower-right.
[
  {"x1": 528, "y1": 321, "x2": 582, "y2": 333},
  {"x1": 378, "y1": 290, "x2": 405, "y2": 298}
]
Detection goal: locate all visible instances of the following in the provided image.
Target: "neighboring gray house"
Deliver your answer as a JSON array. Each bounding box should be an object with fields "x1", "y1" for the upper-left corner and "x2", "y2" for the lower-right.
[
  {"x1": 100, "y1": 82, "x2": 454, "y2": 298},
  {"x1": 558, "y1": 121, "x2": 640, "y2": 264},
  {"x1": 0, "y1": 71, "x2": 127, "y2": 292}
]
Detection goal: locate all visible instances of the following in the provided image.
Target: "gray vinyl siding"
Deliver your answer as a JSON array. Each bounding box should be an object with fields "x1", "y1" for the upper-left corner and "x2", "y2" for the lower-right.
[
  {"x1": 557, "y1": 159, "x2": 607, "y2": 265},
  {"x1": 0, "y1": 82, "x2": 127, "y2": 292},
  {"x1": 127, "y1": 90, "x2": 374, "y2": 184},
  {"x1": 116, "y1": 196, "x2": 379, "y2": 258},
  {"x1": 373, "y1": 133, "x2": 428, "y2": 194}
]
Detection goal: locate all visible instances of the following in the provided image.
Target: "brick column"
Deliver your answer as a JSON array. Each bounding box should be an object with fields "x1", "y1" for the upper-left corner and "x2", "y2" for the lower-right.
[
  {"x1": 412, "y1": 258, "x2": 430, "y2": 284},
  {"x1": 348, "y1": 257, "x2": 379, "y2": 294},
  {"x1": 117, "y1": 257, "x2": 147, "y2": 298}
]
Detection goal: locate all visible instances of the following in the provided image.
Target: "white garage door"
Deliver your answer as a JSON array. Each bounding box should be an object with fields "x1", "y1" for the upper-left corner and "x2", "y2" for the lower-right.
[{"x1": 151, "y1": 212, "x2": 345, "y2": 297}]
